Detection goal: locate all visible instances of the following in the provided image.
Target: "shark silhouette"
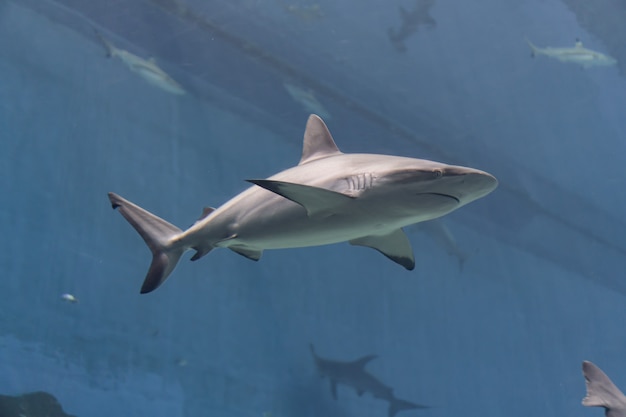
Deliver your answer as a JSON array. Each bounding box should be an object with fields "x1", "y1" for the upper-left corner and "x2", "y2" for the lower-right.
[
  {"x1": 310, "y1": 344, "x2": 429, "y2": 417},
  {"x1": 388, "y1": 0, "x2": 437, "y2": 52}
]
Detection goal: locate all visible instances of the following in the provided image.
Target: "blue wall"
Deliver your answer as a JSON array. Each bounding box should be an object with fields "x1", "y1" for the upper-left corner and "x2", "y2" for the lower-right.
[{"x1": 1, "y1": 2, "x2": 626, "y2": 417}]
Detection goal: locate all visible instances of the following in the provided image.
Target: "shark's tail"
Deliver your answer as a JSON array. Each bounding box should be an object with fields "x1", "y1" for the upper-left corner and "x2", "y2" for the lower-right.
[
  {"x1": 582, "y1": 361, "x2": 626, "y2": 410},
  {"x1": 525, "y1": 37, "x2": 540, "y2": 57},
  {"x1": 388, "y1": 396, "x2": 429, "y2": 417},
  {"x1": 93, "y1": 28, "x2": 117, "y2": 58},
  {"x1": 108, "y1": 192, "x2": 187, "y2": 293}
]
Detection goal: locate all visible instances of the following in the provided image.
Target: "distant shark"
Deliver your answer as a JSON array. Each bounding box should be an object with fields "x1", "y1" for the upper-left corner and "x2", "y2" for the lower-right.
[
  {"x1": 310, "y1": 344, "x2": 428, "y2": 417},
  {"x1": 93, "y1": 29, "x2": 186, "y2": 95},
  {"x1": 388, "y1": 0, "x2": 436, "y2": 53},
  {"x1": 582, "y1": 361, "x2": 626, "y2": 417},
  {"x1": 526, "y1": 38, "x2": 617, "y2": 68},
  {"x1": 108, "y1": 115, "x2": 497, "y2": 293},
  {"x1": 283, "y1": 81, "x2": 332, "y2": 120}
]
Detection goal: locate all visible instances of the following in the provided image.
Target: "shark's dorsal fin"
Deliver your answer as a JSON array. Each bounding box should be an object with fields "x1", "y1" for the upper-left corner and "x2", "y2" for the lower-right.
[
  {"x1": 351, "y1": 354, "x2": 378, "y2": 368},
  {"x1": 246, "y1": 179, "x2": 353, "y2": 216},
  {"x1": 197, "y1": 207, "x2": 215, "y2": 222},
  {"x1": 575, "y1": 39, "x2": 584, "y2": 48},
  {"x1": 299, "y1": 115, "x2": 342, "y2": 165},
  {"x1": 582, "y1": 361, "x2": 626, "y2": 409},
  {"x1": 350, "y1": 229, "x2": 415, "y2": 270}
]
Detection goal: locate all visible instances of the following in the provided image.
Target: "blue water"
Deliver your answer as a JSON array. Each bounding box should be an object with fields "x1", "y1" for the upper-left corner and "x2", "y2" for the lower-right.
[{"x1": 2, "y1": 0, "x2": 626, "y2": 416}]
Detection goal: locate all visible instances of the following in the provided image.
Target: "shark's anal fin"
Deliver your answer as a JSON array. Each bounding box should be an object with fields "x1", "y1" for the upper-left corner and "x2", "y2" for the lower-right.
[
  {"x1": 229, "y1": 246, "x2": 263, "y2": 261},
  {"x1": 330, "y1": 379, "x2": 338, "y2": 400},
  {"x1": 246, "y1": 179, "x2": 353, "y2": 216},
  {"x1": 350, "y1": 229, "x2": 415, "y2": 270}
]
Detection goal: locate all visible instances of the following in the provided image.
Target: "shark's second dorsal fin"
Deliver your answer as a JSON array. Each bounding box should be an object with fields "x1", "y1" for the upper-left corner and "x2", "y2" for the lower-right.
[
  {"x1": 299, "y1": 115, "x2": 342, "y2": 165},
  {"x1": 352, "y1": 354, "x2": 378, "y2": 368}
]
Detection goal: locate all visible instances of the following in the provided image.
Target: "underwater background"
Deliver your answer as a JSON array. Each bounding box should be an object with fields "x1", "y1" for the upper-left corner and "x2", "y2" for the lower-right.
[{"x1": 1, "y1": 0, "x2": 626, "y2": 416}]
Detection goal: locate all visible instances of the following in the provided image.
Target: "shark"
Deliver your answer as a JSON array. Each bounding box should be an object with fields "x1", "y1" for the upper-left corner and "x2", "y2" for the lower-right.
[
  {"x1": 309, "y1": 344, "x2": 428, "y2": 417},
  {"x1": 108, "y1": 114, "x2": 497, "y2": 293},
  {"x1": 94, "y1": 29, "x2": 186, "y2": 95},
  {"x1": 388, "y1": 0, "x2": 437, "y2": 53},
  {"x1": 582, "y1": 361, "x2": 626, "y2": 417},
  {"x1": 526, "y1": 38, "x2": 617, "y2": 68}
]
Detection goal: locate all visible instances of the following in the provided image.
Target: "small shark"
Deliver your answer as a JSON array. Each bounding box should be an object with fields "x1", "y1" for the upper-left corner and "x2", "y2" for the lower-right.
[
  {"x1": 108, "y1": 115, "x2": 497, "y2": 293},
  {"x1": 582, "y1": 361, "x2": 626, "y2": 417},
  {"x1": 526, "y1": 38, "x2": 617, "y2": 68},
  {"x1": 94, "y1": 29, "x2": 185, "y2": 95},
  {"x1": 388, "y1": 0, "x2": 436, "y2": 53},
  {"x1": 283, "y1": 81, "x2": 331, "y2": 120},
  {"x1": 310, "y1": 344, "x2": 428, "y2": 417}
]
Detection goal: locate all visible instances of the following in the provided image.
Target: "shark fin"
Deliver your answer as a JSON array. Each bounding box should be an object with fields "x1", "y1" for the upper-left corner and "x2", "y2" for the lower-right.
[
  {"x1": 330, "y1": 379, "x2": 338, "y2": 400},
  {"x1": 388, "y1": 397, "x2": 429, "y2": 417},
  {"x1": 299, "y1": 114, "x2": 342, "y2": 165},
  {"x1": 108, "y1": 192, "x2": 187, "y2": 293},
  {"x1": 575, "y1": 38, "x2": 583, "y2": 48},
  {"x1": 229, "y1": 246, "x2": 263, "y2": 261},
  {"x1": 93, "y1": 28, "x2": 116, "y2": 58},
  {"x1": 582, "y1": 361, "x2": 626, "y2": 411},
  {"x1": 352, "y1": 354, "x2": 378, "y2": 368},
  {"x1": 350, "y1": 229, "x2": 415, "y2": 270},
  {"x1": 246, "y1": 179, "x2": 353, "y2": 216},
  {"x1": 197, "y1": 207, "x2": 215, "y2": 221}
]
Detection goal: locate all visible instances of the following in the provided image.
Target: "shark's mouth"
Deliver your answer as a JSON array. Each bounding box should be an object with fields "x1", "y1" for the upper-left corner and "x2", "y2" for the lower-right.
[{"x1": 417, "y1": 193, "x2": 460, "y2": 204}]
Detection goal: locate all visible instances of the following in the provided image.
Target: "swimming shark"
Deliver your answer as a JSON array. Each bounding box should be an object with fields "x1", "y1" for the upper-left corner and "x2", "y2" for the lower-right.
[
  {"x1": 388, "y1": 0, "x2": 437, "y2": 53},
  {"x1": 108, "y1": 114, "x2": 497, "y2": 293},
  {"x1": 94, "y1": 29, "x2": 185, "y2": 95},
  {"x1": 582, "y1": 361, "x2": 626, "y2": 417},
  {"x1": 309, "y1": 344, "x2": 428, "y2": 417},
  {"x1": 283, "y1": 81, "x2": 332, "y2": 120},
  {"x1": 526, "y1": 38, "x2": 617, "y2": 68}
]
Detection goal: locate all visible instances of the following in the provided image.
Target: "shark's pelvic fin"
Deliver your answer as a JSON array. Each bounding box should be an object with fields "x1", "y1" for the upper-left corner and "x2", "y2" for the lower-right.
[
  {"x1": 299, "y1": 114, "x2": 342, "y2": 165},
  {"x1": 350, "y1": 229, "x2": 415, "y2": 270},
  {"x1": 108, "y1": 192, "x2": 186, "y2": 293},
  {"x1": 246, "y1": 179, "x2": 353, "y2": 216},
  {"x1": 582, "y1": 361, "x2": 626, "y2": 411},
  {"x1": 229, "y1": 246, "x2": 263, "y2": 261}
]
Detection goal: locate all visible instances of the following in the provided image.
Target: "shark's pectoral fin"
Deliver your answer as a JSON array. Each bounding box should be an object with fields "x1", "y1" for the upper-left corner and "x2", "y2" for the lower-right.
[
  {"x1": 350, "y1": 229, "x2": 415, "y2": 270},
  {"x1": 247, "y1": 179, "x2": 353, "y2": 216},
  {"x1": 229, "y1": 246, "x2": 263, "y2": 261},
  {"x1": 330, "y1": 380, "x2": 338, "y2": 400},
  {"x1": 352, "y1": 354, "x2": 378, "y2": 368}
]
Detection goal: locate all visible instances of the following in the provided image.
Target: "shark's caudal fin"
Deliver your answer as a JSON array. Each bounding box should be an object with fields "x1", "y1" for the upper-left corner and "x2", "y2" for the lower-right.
[
  {"x1": 93, "y1": 28, "x2": 117, "y2": 58},
  {"x1": 582, "y1": 361, "x2": 626, "y2": 414},
  {"x1": 525, "y1": 37, "x2": 539, "y2": 57},
  {"x1": 388, "y1": 397, "x2": 429, "y2": 417},
  {"x1": 108, "y1": 192, "x2": 187, "y2": 294}
]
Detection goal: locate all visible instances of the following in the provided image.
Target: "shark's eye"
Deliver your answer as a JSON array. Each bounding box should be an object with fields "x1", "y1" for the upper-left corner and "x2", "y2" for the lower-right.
[{"x1": 433, "y1": 169, "x2": 443, "y2": 179}]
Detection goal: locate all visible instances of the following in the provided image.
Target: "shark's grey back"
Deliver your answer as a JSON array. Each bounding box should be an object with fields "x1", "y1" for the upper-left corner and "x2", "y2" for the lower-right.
[{"x1": 582, "y1": 361, "x2": 626, "y2": 417}]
